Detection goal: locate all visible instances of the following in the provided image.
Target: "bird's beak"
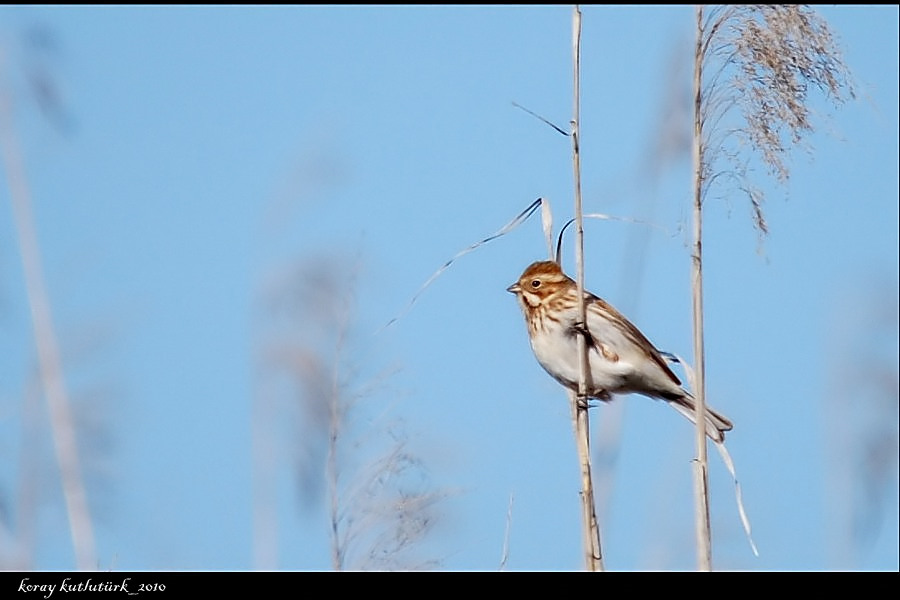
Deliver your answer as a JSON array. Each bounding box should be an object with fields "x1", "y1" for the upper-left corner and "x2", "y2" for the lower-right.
[{"x1": 506, "y1": 282, "x2": 520, "y2": 294}]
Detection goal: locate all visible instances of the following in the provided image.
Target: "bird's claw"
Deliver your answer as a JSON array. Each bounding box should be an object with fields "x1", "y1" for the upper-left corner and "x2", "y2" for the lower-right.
[
  {"x1": 576, "y1": 395, "x2": 603, "y2": 410},
  {"x1": 572, "y1": 321, "x2": 590, "y2": 337}
]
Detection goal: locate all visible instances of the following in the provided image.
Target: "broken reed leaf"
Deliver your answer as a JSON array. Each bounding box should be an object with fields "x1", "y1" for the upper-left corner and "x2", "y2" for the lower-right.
[
  {"x1": 554, "y1": 213, "x2": 672, "y2": 265},
  {"x1": 540, "y1": 196, "x2": 554, "y2": 261},
  {"x1": 714, "y1": 440, "x2": 760, "y2": 558},
  {"x1": 665, "y1": 351, "x2": 759, "y2": 558},
  {"x1": 381, "y1": 197, "x2": 545, "y2": 331},
  {"x1": 383, "y1": 201, "x2": 675, "y2": 332},
  {"x1": 511, "y1": 101, "x2": 570, "y2": 137}
]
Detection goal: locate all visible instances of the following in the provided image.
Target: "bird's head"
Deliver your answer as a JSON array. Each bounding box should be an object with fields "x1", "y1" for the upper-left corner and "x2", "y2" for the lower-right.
[{"x1": 507, "y1": 260, "x2": 573, "y2": 308}]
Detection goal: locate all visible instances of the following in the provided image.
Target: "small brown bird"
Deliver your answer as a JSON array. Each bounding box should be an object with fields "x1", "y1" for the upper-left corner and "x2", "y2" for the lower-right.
[{"x1": 507, "y1": 260, "x2": 732, "y2": 443}]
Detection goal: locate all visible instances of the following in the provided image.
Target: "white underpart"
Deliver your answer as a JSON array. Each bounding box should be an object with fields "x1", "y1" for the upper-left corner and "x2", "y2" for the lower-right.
[{"x1": 523, "y1": 290, "x2": 683, "y2": 399}]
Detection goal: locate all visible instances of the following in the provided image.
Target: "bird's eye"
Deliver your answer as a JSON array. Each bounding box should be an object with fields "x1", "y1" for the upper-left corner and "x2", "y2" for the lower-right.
[{"x1": 530, "y1": 279, "x2": 541, "y2": 289}]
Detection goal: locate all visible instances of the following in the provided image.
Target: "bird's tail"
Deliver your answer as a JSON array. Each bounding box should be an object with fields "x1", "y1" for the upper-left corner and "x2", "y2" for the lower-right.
[{"x1": 668, "y1": 392, "x2": 733, "y2": 444}]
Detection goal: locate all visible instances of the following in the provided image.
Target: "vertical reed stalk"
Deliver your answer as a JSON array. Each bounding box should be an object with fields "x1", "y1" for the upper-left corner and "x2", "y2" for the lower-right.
[
  {"x1": 0, "y1": 87, "x2": 96, "y2": 571},
  {"x1": 691, "y1": 4, "x2": 712, "y2": 572},
  {"x1": 570, "y1": 5, "x2": 603, "y2": 572}
]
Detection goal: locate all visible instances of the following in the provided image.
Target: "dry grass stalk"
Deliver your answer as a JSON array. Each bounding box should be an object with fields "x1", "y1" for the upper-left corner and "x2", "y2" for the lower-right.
[
  {"x1": 691, "y1": 6, "x2": 712, "y2": 570},
  {"x1": 691, "y1": 4, "x2": 855, "y2": 569},
  {"x1": 1, "y1": 66, "x2": 96, "y2": 570},
  {"x1": 499, "y1": 494, "x2": 514, "y2": 570},
  {"x1": 254, "y1": 257, "x2": 446, "y2": 570},
  {"x1": 569, "y1": 5, "x2": 604, "y2": 572}
]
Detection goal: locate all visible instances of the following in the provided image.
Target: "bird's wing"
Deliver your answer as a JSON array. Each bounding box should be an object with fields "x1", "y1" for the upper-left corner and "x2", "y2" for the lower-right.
[{"x1": 584, "y1": 293, "x2": 682, "y2": 387}]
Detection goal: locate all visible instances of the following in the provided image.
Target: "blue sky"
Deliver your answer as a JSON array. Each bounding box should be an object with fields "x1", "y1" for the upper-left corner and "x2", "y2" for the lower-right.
[{"x1": 0, "y1": 6, "x2": 897, "y2": 571}]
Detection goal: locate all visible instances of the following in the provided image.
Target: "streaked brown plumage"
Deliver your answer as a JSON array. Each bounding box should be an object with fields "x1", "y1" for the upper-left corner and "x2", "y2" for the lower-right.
[{"x1": 507, "y1": 260, "x2": 732, "y2": 443}]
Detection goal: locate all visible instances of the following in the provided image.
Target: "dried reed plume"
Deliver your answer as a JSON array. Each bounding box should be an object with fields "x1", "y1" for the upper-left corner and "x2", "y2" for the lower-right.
[
  {"x1": 697, "y1": 5, "x2": 855, "y2": 237},
  {"x1": 253, "y1": 256, "x2": 446, "y2": 570},
  {"x1": 691, "y1": 4, "x2": 855, "y2": 569}
]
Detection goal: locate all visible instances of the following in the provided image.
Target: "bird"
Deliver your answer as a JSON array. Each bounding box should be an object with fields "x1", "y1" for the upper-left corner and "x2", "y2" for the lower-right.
[{"x1": 507, "y1": 260, "x2": 732, "y2": 443}]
